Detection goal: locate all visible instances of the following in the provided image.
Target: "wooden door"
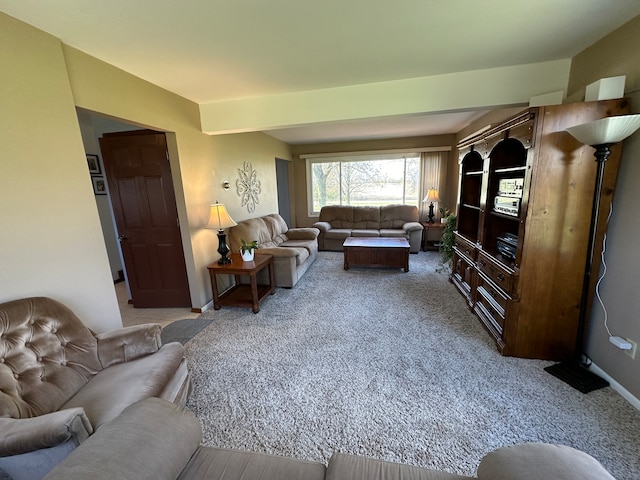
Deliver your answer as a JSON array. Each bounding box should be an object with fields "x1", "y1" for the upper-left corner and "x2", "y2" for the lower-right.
[{"x1": 100, "y1": 130, "x2": 191, "y2": 308}]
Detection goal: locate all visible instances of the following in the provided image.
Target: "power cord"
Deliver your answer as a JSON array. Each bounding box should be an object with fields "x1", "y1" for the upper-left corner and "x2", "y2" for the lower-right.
[{"x1": 595, "y1": 202, "x2": 633, "y2": 351}]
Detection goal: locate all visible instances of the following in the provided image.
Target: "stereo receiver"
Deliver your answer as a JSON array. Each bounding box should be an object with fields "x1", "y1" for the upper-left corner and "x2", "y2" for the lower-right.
[
  {"x1": 498, "y1": 178, "x2": 524, "y2": 197},
  {"x1": 494, "y1": 196, "x2": 520, "y2": 216}
]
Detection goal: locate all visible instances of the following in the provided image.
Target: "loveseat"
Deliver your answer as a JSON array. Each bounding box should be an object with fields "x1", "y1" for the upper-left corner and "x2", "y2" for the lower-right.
[
  {"x1": 228, "y1": 213, "x2": 319, "y2": 288},
  {"x1": 43, "y1": 397, "x2": 616, "y2": 480},
  {"x1": 0, "y1": 297, "x2": 191, "y2": 480},
  {"x1": 313, "y1": 205, "x2": 424, "y2": 253}
]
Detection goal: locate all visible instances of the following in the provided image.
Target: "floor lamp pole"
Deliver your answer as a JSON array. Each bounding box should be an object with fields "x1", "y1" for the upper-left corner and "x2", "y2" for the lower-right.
[{"x1": 545, "y1": 145, "x2": 611, "y2": 393}]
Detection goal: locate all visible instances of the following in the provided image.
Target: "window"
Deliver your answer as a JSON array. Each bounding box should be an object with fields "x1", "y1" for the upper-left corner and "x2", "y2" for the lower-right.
[{"x1": 307, "y1": 153, "x2": 420, "y2": 215}]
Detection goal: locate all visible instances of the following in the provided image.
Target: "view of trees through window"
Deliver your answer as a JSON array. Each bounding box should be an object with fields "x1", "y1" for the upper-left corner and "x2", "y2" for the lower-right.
[{"x1": 309, "y1": 155, "x2": 420, "y2": 214}]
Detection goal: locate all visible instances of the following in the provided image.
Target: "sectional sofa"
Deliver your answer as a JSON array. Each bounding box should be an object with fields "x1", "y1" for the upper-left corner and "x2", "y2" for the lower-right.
[
  {"x1": 228, "y1": 213, "x2": 319, "y2": 288},
  {"x1": 313, "y1": 205, "x2": 424, "y2": 253},
  {"x1": 43, "y1": 397, "x2": 617, "y2": 480}
]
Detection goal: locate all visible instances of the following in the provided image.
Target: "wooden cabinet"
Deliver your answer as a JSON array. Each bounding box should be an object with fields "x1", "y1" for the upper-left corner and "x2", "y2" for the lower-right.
[{"x1": 451, "y1": 99, "x2": 630, "y2": 360}]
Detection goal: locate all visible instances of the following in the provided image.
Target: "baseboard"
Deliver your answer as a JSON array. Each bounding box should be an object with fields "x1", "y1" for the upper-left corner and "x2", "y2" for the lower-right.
[
  {"x1": 590, "y1": 362, "x2": 640, "y2": 411},
  {"x1": 191, "y1": 300, "x2": 213, "y2": 314}
]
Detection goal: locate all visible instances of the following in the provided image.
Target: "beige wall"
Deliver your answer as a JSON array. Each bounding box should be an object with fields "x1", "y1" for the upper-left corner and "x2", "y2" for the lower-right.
[
  {"x1": 64, "y1": 45, "x2": 292, "y2": 311},
  {"x1": 567, "y1": 15, "x2": 640, "y2": 402},
  {"x1": 0, "y1": 14, "x2": 121, "y2": 331},
  {"x1": 1, "y1": 13, "x2": 292, "y2": 324},
  {"x1": 290, "y1": 135, "x2": 456, "y2": 227}
]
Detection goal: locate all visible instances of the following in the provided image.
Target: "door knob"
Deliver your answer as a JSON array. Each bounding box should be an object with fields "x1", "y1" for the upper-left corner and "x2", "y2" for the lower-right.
[{"x1": 118, "y1": 235, "x2": 128, "y2": 241}]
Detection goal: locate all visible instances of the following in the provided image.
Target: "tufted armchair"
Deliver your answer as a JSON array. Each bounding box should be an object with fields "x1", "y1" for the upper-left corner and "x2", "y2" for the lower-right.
[{"x1": 0, "y1": 296, "x2": 191, "y2": 480}]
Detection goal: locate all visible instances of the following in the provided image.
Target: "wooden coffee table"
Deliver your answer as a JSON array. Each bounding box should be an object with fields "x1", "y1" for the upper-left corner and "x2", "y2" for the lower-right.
[
  {"x1": 207, "y1": 253, "x2": 275, "y2": 313},
  {"x1": 343, "y1": 237, "x2": 410, "y2": 272}
]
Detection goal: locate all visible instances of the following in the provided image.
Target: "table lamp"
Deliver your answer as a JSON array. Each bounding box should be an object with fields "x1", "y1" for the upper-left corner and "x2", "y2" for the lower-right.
[
  {"x1": 423, "y1": 189, "x2": 440, "y2": 223},
  {"x1": 206, "y1": 202, "x2": 237, "y2": 264}
]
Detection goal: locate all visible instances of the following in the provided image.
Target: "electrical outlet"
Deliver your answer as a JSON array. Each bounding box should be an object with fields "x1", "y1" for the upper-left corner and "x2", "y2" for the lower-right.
[{"x1": 624, "y1": 338, "x2": 637, "y2": 360}]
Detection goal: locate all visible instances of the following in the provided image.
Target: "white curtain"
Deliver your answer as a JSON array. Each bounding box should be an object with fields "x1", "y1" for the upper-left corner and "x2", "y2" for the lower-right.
[{"x1": 419, "y1": 151, "x2": 448, "y2": 221}]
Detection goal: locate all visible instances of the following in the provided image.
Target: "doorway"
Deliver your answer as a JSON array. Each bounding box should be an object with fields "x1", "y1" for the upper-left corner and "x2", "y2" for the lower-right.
[
  {"x1": 276, "y1": 158, "x2": 292, "y2": 226},
  {"x1": 100, "y1": 130, "x2": 191, "y2": 308}
]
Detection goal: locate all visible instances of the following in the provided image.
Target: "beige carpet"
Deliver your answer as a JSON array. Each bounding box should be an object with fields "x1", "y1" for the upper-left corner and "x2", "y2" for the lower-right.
[{"x1": 185, "y1": 251, "x2": 640, "y2": 478}]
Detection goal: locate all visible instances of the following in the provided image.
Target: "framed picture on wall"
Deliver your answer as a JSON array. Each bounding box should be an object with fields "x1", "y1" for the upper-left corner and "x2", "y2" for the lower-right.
[
  {"x1": 87, "y1": 154, "x2": 101, "y2": 174},
  {"x1": 92, "y1": 176, "x2": 107, "y2": 195}
]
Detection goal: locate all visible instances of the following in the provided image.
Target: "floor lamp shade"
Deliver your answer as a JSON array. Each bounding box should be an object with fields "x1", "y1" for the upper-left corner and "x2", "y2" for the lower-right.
[
  {"x1": 206, "y1": 202, "x2": 237, "y2": 264},
  {"x1": 566, "y1": 114, "x2": 640, "y2": 146}
]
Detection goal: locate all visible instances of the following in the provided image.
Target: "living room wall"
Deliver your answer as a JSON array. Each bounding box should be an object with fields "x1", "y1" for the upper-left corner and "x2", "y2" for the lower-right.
[
  {"x1": 566, "y1": 15, "x2": 640, "y2": 403},
  {"x1": 0, "y1": 13, "x2": 121, "y2": 331},
  {"x1": 290, "y1": 134, "x2": 457, "y2": 227},
  {"x1": 1, "y1": 13, "x2": 292, "y2": 327},
  {"x1": 63, "y1": 45, "x2": 292, "y2": 312}
]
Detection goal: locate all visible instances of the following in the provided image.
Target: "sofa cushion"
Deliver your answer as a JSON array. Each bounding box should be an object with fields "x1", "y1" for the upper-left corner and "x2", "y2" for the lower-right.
[
  {"x1": 318, "y1": 205, "x2": 355, "y2": 229},
  {"x1": 351, "y1": 229, "x2": 380, "y2": 237},
  {"x1": 324, "y1": 228, "x2": 352, "y2": 240},
  {"x1": 379, "y1": 228, "x2": 409, "y2": 238},
  {"x1": 281, "y1": 239, "x2": 319, "y2": 257},
  {"x1": 380, "y1": 204, "x2": 419, "y2": 228},
  {"x1": 0, "y1": 297, "x2": 103, "y2": 419},
  {"x1": 43, "y1": 398, "x2": 201, "y2": 480},
  {"x1": 179, "y1": 447, "x2": 326, "y2": 480},
  {"x1": 351, "y1": 206, "x2": 381, "y2": 229},
  {"x1": 476, "y1": 443, "x2": 616, "y2": 480},
  {"x1": 61, "y1": 342, "x2": 185, "y2": 428},
  {"x1": 326, "y1": 452, "x2": 474, "y2": 480}
]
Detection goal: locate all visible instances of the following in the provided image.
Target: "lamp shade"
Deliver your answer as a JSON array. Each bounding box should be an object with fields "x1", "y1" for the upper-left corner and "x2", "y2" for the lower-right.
[
  {"x1": 423, "y1": 189, "x2": 440, "y2": 203},
  {"x1": 206, "y1": 202, "x2": 237, "y2": 230},
  {"x1": 566, "y1": 114, "x2": 640, "y2": 146}
]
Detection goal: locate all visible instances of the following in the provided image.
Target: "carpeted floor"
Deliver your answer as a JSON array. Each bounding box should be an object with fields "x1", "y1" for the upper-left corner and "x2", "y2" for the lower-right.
[{"x1": 184, "y1": 251, "x2": 640, "y2": 478}]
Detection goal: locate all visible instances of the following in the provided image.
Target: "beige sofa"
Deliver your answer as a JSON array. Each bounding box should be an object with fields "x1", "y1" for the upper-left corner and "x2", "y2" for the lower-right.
[
  {"x1": 228, "y1": 213, "x2": 319, "y2": 288},
  {"x1": 0, "y1": 297, "x2": 191, "y2": 480},
  {"x1": 313, "y1": 205, "x2": 424, "y2": 253},
  {"x1": 43, "y1": 397, "x2": 616, "y2": 480}
]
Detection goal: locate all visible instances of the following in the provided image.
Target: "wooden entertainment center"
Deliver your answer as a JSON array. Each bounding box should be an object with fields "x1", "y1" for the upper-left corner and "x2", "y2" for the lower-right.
[{"x1": 451, "y1": 99, "x2": 630, "y2": 360}]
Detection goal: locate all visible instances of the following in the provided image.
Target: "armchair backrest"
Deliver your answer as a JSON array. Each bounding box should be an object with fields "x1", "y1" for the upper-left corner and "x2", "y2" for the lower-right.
[{"x1": 0, "y1": 297, "x2": 102, "y2": 419}]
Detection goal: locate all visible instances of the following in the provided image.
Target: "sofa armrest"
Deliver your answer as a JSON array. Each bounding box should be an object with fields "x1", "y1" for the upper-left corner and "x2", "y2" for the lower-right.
[
  {"x1": 286, "y1": 227, "x2": 320, "y2": 240},
  {"x1": 0, "y1": 408, "x2": 92, "y2": 456},
  {"x1": 95, "y1": 323, "x2": 162, "y2": 368},
  {"x1": 402, "y1": 221, "x2": 423, "y2": 233},
  {"x1": 312, "y1": 221, "x2": 332, "y2": 233},
  {"x1": 257, "y1": 247, "x2": 298, "y2": 258}
]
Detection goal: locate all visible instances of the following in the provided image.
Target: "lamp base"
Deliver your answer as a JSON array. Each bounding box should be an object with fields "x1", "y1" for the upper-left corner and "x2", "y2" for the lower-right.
[
  {"x1": 427, "y1": 202, "x2": 435, "y2": 224},
  {"x1": 217, "y1": 230, "x2": 232, "y2": 264},
  {"x1": 544, "y1": 361, "x2": 609, "y2": 394}
]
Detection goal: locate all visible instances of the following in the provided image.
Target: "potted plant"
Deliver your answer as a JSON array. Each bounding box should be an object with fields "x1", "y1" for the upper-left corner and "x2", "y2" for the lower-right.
[
  {"x1": 439, "y1": 206, "x2": 452, "y2": 223},
  {"x1": 240, "y1": 239, "x2": 259, "y2": 261},
  {"x1": 439, "y1": 214, "x2": 457, "y2": 271}
]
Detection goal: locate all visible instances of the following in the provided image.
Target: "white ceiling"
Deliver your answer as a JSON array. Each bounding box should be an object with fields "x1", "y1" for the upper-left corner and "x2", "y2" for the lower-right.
[{"x1": 3, "y1": 0, "x2": 639, "y2": 144}]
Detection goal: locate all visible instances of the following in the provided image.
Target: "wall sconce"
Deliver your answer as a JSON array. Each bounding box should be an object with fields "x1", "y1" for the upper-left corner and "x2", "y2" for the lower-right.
[{"x1": 222, "y1": 180, "x2": 230, "y2": 190}]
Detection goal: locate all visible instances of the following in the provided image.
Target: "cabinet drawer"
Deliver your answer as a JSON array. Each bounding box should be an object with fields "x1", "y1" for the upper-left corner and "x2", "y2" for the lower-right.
[
  {"x1": 453, "y1": 233, "x2": 477, "y2": 261},
  {"x1": 476, "y1": 250, "x2": 514, "y2": 294},
  {"x1": 476, "y1": 272, "x2": 511, "y2": 318}
]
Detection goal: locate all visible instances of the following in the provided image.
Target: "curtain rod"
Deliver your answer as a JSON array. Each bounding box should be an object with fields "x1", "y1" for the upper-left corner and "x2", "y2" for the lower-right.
[{"x1": 299, "y1": 146, "x2": 451, "y2": 159}]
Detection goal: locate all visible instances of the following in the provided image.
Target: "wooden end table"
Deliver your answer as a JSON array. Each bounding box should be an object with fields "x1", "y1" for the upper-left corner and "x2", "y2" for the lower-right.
[
  {"x1": 421, "y1": 222, "x2": 446, "y2": 251},
  {"x1": 207, "y1": 253, "x2": 275, "y2": 313}
]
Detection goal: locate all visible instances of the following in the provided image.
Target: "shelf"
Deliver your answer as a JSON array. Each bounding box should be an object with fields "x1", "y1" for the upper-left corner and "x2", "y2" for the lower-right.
[
  {"x1": 461, "y1": 203, "x2": 481, "y2": 211},
  {"x1": 494, "y1": 166, "x2": 527, "y2": 174},
  {"x1": 489, "y1": 210, "x2": 520, "y2": 220},
  {"x1": 465, "y1": 170, "x2": 484, "y2": 176}
]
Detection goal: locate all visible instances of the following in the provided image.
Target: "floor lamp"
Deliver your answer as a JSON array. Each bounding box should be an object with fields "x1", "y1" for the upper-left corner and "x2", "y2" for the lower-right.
[
  {"x1": 545, "y1": 114, "x2": 640, "y2": 393},
  {"x1": 206, "y1": 202, "x2": 237, "y2": 264}
]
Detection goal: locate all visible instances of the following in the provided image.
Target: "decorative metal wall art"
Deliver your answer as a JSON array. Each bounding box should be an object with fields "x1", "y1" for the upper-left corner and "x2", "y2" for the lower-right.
[{"x1": 236, "y1": 161, "x2": 261, "y2": 213}]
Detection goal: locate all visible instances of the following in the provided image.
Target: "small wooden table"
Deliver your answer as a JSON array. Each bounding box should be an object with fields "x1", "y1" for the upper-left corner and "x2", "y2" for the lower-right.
[
  {"x1": 207, "y1": 253, "x2": 275, "y2": 313},
  {"x1": 421, "y1": 221, "x2": 446, "y2": 251},
  {"x1": 343, "y1": 237, "x2": 410, "y2": 272}
]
